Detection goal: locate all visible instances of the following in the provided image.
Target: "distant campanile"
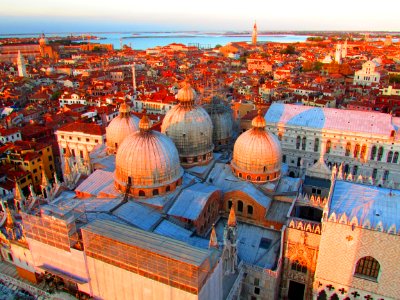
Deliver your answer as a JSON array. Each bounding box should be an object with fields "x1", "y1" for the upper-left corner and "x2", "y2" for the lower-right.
[{"x1": 252, "y1": 21, "x2": 257, "y2": 45}]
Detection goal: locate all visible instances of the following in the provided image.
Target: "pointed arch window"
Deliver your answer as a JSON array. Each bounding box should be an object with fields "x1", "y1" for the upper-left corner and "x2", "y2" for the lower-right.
[
  {"x1": 360, "y1": 144, "x2": 367, "y2": 160},
  {"x1": 393, "y1": 152, "x2": 399, "y2": 163},
  {"x1": 291, "y1": 259, "x2": 307, "y2": 273},
  {"x1": 387, "y1": 151, "x2": 393, "y2": 163},
  {"x1": 296, "y1": 136, "x2": 301, "y2": 150},
  {"x1": 345, "y1": 142, "x2": 351, "y2": 156},
  {"x1": 301, "y1": 137, "x2": 306, "y2": 150},
  {"x1": 314, "y1": 138, "x2": 319, "y2": 152},
  {"x1": 237, "y1": 200, "x2": 243, "y2": 213},
  {"x1": 370, "y1": 145, "x2": 377, "y2": 160},
  {"x1": 377, "y1": 146, "x2": 384, "y2": 161},
  {"x1": 325, "y1": 140, "x2": 331, "y2": 154},
  {"x1": 353, "y1": 144, "x2": 360, "y2": 158}
]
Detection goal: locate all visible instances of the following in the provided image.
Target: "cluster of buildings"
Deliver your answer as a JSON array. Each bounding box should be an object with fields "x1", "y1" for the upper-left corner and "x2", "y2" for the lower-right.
[{"x1": 0, "y1": 28, "x2": 399, "y2": 300}]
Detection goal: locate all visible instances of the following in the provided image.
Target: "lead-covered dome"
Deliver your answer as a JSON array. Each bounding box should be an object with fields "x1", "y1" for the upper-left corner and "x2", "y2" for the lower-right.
[
  {"x1": 161, "y1": 83, "x2": 214, "y2": 167},
  {"x1": 115, "y1": 115, "x2": 183, "y2": 198},
  {"x1": 231, "y1": 110, "x2": 282, "y2": 183},
  {"x1": 106, "y1": 101, "x2": 139, "y2": 154},
  {"x1": 203, "y1": 96, "x2": 233, "y2": 150}
]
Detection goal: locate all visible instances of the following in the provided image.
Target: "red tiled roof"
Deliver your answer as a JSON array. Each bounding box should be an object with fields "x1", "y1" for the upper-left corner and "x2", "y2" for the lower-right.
[{"x1": 58, "y1": 122, "x2": 106, "y2": 135}]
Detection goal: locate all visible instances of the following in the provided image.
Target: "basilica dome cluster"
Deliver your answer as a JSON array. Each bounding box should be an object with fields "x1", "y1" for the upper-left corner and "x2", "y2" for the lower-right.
[{"x1": 107, "y1": 83, "x2": 282, "y2": 198}]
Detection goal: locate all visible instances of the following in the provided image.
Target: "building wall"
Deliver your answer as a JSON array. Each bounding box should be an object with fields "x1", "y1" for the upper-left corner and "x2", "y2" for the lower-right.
[
  {"x1": 281, "y1": 220, "x2": 321, "y2": 300},
  {"x1": 26, "y1": 238, "x2": 91, "y2": 295},
  {"x1": 266, "y1": 124, "x2": 400, "y2": 185},
  {"x1": 86, "y1": 256, "x2": 200, "y2": 300},
  {"x1": 56, "y1": 131, "x2": 105, "y2": 160},
  {"x1": 314, "y1": 221, "x2": 400, "y2": 299}
]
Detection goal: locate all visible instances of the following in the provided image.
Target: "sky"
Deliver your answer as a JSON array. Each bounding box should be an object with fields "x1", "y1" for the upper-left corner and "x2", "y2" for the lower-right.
[{"x1": 0, "y1": 0, "x2": 399, "y2": 34}]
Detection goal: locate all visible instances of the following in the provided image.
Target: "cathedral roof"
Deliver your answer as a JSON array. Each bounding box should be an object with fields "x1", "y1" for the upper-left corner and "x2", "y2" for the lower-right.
[
  {"x1": 266, "y1": 103, "x2": 396, "y2": 136},
  {"x1": 328, "y1": 180, "x2": 400, "y2": 234}
]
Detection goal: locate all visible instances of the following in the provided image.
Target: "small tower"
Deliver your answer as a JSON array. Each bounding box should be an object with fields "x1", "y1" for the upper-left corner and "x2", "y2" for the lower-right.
[
  {"x1": 17, "y1": 51, "x2": 27, "y2": 77},
  {"x1": 223, "y1": 207, "x2": 238, "y2": 274},
  {"x1": 335, "y1": 43, "x2": 342, "y2": 64},
  {"x1": 252, "y1": 21, "x2": 258, "y2": 45}
]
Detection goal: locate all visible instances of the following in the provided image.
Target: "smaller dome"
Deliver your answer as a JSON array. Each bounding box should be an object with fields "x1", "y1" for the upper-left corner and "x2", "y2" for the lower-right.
[
  {"x1": 177, "y1": 82, "x2": 196, "y2": 105},
  {"x1": 106, "y1": 102, "x2": 139, "y2": 154},
  {"x1": 231, "y1": 111, "x2": 282, "y2": 183}
]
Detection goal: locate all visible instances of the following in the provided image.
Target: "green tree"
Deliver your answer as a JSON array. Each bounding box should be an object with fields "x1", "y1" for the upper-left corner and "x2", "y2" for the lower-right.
[{"x1": 51, "y1": 90, "x2": 62, "y2": 101}]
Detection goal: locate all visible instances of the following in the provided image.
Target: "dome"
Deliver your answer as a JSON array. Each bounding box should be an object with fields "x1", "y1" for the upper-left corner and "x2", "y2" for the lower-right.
[
  {"x1": 161, "y1": 83, "x2": 214, "y2": 167},
  {"x1": 203, "y1": 97, "x2": 233, "y2": 150},
  {"x1": 106, "y1": 102, "x2": 139, "y2": 154},
  {"x1": 231, "y1": 111, "x2": 282, "y2": 183},
  {"x1": 115, "y1": 115, "x2": 183, "y2": 197}
]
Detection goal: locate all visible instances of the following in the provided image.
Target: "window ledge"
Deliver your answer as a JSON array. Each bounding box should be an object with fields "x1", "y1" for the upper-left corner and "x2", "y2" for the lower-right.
[{"x1": 354, "y1": 274, "x2": 378, "y2": 283}]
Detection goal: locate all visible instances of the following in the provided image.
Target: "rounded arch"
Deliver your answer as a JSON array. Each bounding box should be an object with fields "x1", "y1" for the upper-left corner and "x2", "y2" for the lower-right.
[
  {"x1": 354, "y1": 256, "x2": 380, "y2": 279},
  {"x1": 138, "y1": 190, "x2": 145, "y2": 197}
]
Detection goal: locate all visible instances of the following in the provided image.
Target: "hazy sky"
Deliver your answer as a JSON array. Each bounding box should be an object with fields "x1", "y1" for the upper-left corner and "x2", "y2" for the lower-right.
[{"x1": 1, "y1": 0, "x2": 399, "y2": 34}]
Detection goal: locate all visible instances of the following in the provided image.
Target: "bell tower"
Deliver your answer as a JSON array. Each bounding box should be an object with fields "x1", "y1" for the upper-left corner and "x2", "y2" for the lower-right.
[{"x1": 252, "y1": 21, "x2": 258, "y2": 45}]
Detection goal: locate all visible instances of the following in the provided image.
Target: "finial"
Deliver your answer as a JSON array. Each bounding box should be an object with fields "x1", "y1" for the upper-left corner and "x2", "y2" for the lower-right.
[
  {"x1": 139, "y1": 114, "x2": 151, "y2": 132},
  {"x1": 251, "y1": 109, "x2": 266, "y2": 129},
  {"x1": 119, "y1": 99, "x2": 131, "y2": 116}
]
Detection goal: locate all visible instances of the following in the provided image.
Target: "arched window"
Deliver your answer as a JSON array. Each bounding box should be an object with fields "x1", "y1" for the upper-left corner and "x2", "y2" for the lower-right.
[
  {"x1": 237, "y1": 200, "x2": 243, "y2": 213},
  {"x1": 345, "y1": 142, "x2": 351, "y2": 156},
  {"x1": 166, "y1": 185, "x2": 170, "y2": 192},
  {"x1": 314, "y1": 138, "x2": 319, "y2": 152},
  {"x1": 326, "y1": 140, "x2": 331, "y2": 154},
  {"x1": 383, "y1": 170, "x2": 389, "y2": 181},
  {"x1": 228, "y1": 200, "x2": 232, "y2": 210},
  {"x1": 394, "y1": 152, "x2": 399, "y2": 163},
  {"x1": 256, "y1": 176, "x2": 261, "y2": 181},
  {"x1": 360, "y1": 144, "x2": 367, "y2": 160},
  {"x1": 296, "y1": 136, "x2": 301, "y2": 150},
  {"x1": 138, "y1": 190, "x2": 145, "y2": 197},
  {"x1": 370, "y1": 145, "x2": 377, "y2": 160},
  {"x1": 372, "y1": 168, "x2": 377, "y2": 179},
  {"x1": 152, "y1": 189, "x2": 159, "y2": 196},
  {"x1": 344, "y1": 164, "x2": 349, "y2": 174},
  {"x1": 354, "y1": 144, "x2": 360, "y2": 158},
  {"x1": 291, "y1": 259, "x2": 307, "y2": 273},
  {"x1": 330, "y1": 294, "x2": 339, "y2": 300},
  {"x1": 247, "y1": 205, "x2": 253, "y2": 215},
  {"x1": 302, "y1": 137, "x2": 306, "y2": 150},
  {"x1": 246, "y1": 175, "x2": 251, "y2": 180},
  {"x1": 354, "y1": 256, "x2": 380, "y2": 280},
  {"x1": 238, "y1": 173, "x2": 242, "y2": 178},
  {"x1": 387, "y1": 151, "x2": 393, "y2": 163},
  {"x1": 317, "y1": 290, "x2": 327, "y2": 300},
  {"x1": 377, "y1": 146, "x2": 384, "y2": 161}
]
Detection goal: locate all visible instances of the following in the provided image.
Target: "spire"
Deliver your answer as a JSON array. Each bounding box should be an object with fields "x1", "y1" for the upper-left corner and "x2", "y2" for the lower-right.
[
  {"x1": 54, "y1": 172, "x2": 62, "y2": 188},
  {"x1": 29, "y1": 184, "x2": 38, "y2": 200},
  {"x1": 5, "y1": 206, "x2": 14, "y2": 230},
  {"x1": 209, "y1": 225, "x2": 219, "y2": 249},
  {"x1": 227, "y1": 206, "x2": 237, "y2": 227},
  {"x1": 64, "y1": 156, "x2": 72, "y2": 176},
  {"x1": 252, "y1": 20, "x2": 258, "y2": 45},
  {"x1": 14, "y1": 181, "x2": 26, "y2": 202},
  {"x1": 41, "y1": 169, "x2": 51, "y2": 188}
]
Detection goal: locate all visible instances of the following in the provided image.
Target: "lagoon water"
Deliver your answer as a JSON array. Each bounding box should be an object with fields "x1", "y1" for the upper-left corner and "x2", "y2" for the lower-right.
[{"x1": 2, "y1": 32, "x2": 308, "y2": 50}]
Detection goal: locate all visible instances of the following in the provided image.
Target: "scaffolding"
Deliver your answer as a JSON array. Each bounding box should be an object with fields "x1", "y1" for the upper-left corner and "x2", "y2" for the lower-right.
[{"x1": 82, "y1": 219, "x2": 219, "y2": 294}]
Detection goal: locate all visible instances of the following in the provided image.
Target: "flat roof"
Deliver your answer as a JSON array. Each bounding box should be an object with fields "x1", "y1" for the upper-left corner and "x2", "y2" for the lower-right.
[{"x1": 82, "y1": 219, "x2": 212, "y2": 267}]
